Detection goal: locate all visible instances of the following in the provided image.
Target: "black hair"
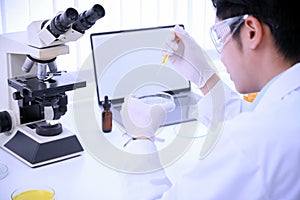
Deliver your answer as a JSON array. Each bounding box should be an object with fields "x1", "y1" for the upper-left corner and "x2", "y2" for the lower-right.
[{"x1": 211, "y1": 0, "x2": 300, "y2": 63}]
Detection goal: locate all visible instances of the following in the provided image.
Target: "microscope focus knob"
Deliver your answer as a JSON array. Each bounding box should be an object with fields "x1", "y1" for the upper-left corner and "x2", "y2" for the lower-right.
[
  {"x1": 0, "y1": 111, "x2": 12, "y2": 133},
  {"x1": 13, "y1": 92, "x2": 22, "y2": 100}
]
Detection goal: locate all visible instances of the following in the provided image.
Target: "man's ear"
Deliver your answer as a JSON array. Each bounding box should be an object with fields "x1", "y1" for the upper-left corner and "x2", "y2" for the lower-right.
[{"x1": 243, "y1": 16, "x2": 263, "y2": 49}]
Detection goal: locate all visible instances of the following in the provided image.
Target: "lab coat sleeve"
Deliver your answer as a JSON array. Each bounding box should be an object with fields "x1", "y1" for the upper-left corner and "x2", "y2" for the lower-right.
[
  {"x1": 119, "y1": 81, "x2": 251, "y2": 200},
  {"x1": 189, "y1": 81, "x2": 250, "y2": 127},
  {"x1": 120, "y1": 121, "x2": 264, "y2": 200},
  {"x1": 120, "y1": 139, "x2": 172, "y2": 200},
  {"x1": 159, "y1": 120, "x2": 267, "y2": 200}
]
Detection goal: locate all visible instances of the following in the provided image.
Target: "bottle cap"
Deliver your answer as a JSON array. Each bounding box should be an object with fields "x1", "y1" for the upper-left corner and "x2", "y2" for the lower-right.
[{"x1": 103, "y1": 96, "x2": 111, "y2": 109}]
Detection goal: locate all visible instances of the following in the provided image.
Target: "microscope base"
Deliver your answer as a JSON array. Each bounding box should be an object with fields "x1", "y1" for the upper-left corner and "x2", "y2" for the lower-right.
[{"x1": 1, "y1": 124, "x2": 83, "y2": 168}]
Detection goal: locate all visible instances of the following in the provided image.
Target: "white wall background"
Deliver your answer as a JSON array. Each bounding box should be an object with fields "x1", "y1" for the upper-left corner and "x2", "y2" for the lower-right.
[{"x1": 0, "y1": 0, "x2": 233, "y2": 88}]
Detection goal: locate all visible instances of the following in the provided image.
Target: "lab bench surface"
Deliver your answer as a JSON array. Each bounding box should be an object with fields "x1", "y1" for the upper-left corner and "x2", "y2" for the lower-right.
[
  {"x1": 0, "y1": 132, "x2": 206, "y2": 199},
  {"x1": 0, "y1": 148, "x2": 122, "y2": 199},
  {"x1": 0, "y1": 102, "x2": 206, "y2": 199}
]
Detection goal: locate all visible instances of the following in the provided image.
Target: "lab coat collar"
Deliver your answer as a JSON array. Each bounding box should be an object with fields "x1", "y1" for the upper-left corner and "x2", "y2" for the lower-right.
[{"x1": 254, "y1": 62, "x2": 300, "y2": 111}]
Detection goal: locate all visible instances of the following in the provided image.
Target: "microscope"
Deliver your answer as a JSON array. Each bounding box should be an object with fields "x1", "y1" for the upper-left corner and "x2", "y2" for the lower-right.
[{"x1": 0, "y1": 4, "x2": 105, "y2": 167}]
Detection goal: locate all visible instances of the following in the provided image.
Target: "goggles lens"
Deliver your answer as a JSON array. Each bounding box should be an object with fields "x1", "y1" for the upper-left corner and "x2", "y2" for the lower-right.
[{"x1": 210, "y1": 14, "x2": 248, "y2": 53}]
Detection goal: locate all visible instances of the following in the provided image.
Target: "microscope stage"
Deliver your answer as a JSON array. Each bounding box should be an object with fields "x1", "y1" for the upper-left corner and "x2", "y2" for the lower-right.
[{"x1": 8, "y1": 72, "x2": 86, "y2": 97}]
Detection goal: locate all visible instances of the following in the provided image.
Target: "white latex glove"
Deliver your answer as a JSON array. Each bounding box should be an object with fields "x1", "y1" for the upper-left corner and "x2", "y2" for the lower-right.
[
  {"x1": 163, "y1": 25, "x2": 215, "y2": 88},
  {"x1": 120, "y1": 95, "x2": 173, "y2": 139}
]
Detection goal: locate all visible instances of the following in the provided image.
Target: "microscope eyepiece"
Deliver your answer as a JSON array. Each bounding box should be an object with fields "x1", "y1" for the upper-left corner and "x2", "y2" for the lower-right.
[
  {"x1": 72, "y1": 4, "x2": 105, "y2": 34},
  {"x1": 48, "y1": 7, "x2": 79, "y2": 38}
]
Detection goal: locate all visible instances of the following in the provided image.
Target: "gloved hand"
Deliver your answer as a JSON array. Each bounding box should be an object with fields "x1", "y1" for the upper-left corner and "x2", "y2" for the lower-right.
[
  {"x1": 163, "y1": 25, "x2": 215, "y2": 88},
  {"x1": 120, "y1": 95, "x2": 173, "y2": 139}
]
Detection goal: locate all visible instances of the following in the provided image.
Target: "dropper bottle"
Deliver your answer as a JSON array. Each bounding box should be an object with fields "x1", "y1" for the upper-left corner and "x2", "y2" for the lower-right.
[{"x1": 102, "y1": 96, "x2": 112, "y2": 133}]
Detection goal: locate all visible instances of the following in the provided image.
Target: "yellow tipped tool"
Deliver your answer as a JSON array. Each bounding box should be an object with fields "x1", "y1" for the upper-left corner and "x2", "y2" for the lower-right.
[
  {"x1": 161, "y1": 53, "x2": 170, "y2": 64},
  {"x1": 161, "y1": 33, "x2": 179, "y2": 65}
]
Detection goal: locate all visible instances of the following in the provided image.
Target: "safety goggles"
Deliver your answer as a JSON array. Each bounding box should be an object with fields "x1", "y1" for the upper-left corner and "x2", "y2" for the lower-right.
[{"x1": 210, "y1": 14, "x2": 249, "y2": 53}]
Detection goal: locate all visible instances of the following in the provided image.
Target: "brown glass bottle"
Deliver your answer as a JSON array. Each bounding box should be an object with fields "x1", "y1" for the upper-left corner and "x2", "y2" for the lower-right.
[{"x1": 102, "y1": 96, "x2": 112, "y2": 133}]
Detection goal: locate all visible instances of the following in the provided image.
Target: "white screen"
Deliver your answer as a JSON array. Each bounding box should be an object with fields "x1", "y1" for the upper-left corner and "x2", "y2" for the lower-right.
[{"x1": 90, "y1": 25, "x2": 190, "y2": 103}]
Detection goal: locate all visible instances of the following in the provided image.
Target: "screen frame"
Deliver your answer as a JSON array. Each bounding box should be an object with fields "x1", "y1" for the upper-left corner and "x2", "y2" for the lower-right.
[{"x1": 90, "y1": 24, "x2": 189, "y2": 106}]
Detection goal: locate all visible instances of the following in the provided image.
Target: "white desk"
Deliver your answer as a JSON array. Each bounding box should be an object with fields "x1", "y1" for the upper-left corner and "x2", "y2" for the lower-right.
[
  {"x1": 0, "y1": 99, "x2": 207, "y2": 200},
  {"x1": 0, "y1": 148, "x2": 122, "y2": 199}
]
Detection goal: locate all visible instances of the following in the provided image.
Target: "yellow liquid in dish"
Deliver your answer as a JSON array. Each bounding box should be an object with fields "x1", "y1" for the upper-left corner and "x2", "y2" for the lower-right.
[{"x1": 12, "y1": 190, "x2": 54, "y2": 200}]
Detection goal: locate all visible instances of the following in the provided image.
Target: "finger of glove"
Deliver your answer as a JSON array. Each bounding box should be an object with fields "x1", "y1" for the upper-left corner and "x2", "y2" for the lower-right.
[
  {"x1": 162, "y1": 101, "x2": 176, "y2": 112},
  {"x1": 162, "y1": 35, "x2": 179, "y2": 56},
  {"x1": 162, "y1": 27, "x2": 180, "y2": 55},
  {"x1": 120, "y1": 109, "x2": 151, "y2": 137},
  {"x1": 173, "y1": 24, "x2": 191, "y2": 40},
  {"x1": 120, "y1": 98, "x2": 153, "y2": 137},
  {"x1": 120, "y1": 94, "x2": 133, "y2": 125},
  {"x1": 120, "y1": 99, "x2": 135, "y2": 129},
  {"x1": 121, "y1": 96, "x2": 140, "y2": 130},
  {"x1": 125, "y1": 96, "x2": 152, "y2": 127},
  {"x1": 149, "y1": 105, "x2": 167, "y2": 130}
]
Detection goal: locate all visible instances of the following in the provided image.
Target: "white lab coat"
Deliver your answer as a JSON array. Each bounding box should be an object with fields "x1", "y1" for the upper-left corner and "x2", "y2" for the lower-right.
[{"x1": 121, "y1": 63, "x2": 300, "y2": 200}]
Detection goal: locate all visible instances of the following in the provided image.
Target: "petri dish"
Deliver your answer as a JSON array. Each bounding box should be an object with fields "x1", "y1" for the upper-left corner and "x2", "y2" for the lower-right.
[
  {"x1": 0, "y1": 163, "x2": 8, "y2": 180},
  {"x1": 11, "y1": 186, "x2": 55, "y2": 200},
  {"x1": 137, "y1": 92, "x2": 173, "y2": 103},
  {"x1": 135, "y1": 92, "x2": 175, "y2": 112}
]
